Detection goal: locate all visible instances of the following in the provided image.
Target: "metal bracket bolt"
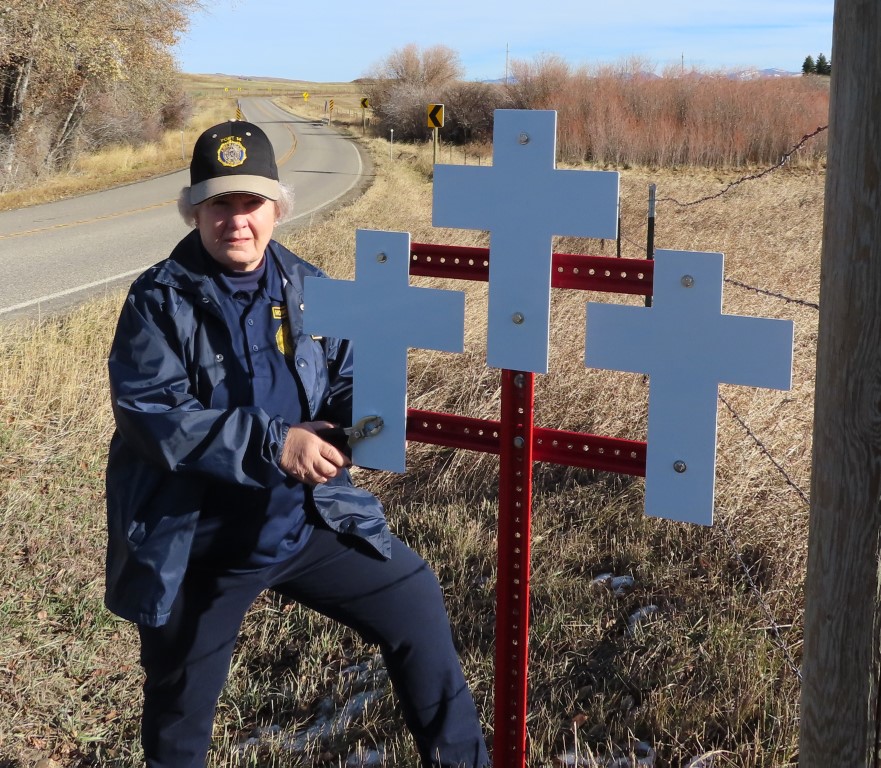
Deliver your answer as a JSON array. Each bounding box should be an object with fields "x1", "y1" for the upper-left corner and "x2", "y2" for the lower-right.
[
  {"x1": 681, "y1": 275, "x2": 695, "y2": 288},
  {"x1": 512, "y1": 312, "x2": 525, "y2": 324},
  {"x1": 673, "y1": 460, "x2": 687, "y2": 473},
  {"x1": 376, "y1": 252, "x2": 388, "y2": 263}
]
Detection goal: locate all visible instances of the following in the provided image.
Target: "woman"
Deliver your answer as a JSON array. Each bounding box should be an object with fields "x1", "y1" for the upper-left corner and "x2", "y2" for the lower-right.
[{"x1": 105, "y1": 120, "x2": 489, "y2": 767}]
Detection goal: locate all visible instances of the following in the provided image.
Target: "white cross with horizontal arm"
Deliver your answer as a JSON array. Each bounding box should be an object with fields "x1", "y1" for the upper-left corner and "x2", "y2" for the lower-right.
[
  {"x1": 432, "y1": 109, "x2": 620, "y2": 374},
  {"x1": 303, "y1": 229, "x2": 465, "y2": 472},
  {"x1": 585, "y1": 249, "x2": 794, "y2": 525}
]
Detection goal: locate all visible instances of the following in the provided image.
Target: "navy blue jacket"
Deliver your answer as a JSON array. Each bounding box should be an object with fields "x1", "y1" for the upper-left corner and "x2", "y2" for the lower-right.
[{"x1": 105, "y1": 230, "x2": 390, "y2": 627}]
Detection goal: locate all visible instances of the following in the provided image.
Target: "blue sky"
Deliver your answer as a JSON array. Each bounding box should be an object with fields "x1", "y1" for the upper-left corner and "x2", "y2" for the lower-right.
[{"x1": 175, "y1": 0, "x2": 833, "y2": 82}]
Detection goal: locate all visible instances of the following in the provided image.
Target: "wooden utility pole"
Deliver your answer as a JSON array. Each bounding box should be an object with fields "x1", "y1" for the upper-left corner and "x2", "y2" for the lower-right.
[{"x1": 801, "y1": 1, "x2": 881, "y2": 765}]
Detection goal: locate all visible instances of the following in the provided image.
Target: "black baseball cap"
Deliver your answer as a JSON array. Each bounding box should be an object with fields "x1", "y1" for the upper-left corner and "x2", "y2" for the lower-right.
[{"x1": 189, "y1": 120, "x2": 280, "y2": 204}]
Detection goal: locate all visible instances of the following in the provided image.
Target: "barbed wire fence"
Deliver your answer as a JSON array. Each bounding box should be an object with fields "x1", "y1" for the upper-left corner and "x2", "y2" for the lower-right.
[
  {"x1": 657, "y1": 125, "x2": 829, "y2": 208},
  {"x1": 616, "y1": 125, "x2": 827, "y2": 686}
]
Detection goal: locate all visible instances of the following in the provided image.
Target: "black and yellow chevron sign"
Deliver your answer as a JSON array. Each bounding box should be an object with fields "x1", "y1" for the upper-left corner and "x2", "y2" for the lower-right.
[
  {"x1": 427, "y1": 103, "x2": 444, "y2": 128},
  {"x1": 360, "y1": 97, "x2": 369, "y2": 109}
]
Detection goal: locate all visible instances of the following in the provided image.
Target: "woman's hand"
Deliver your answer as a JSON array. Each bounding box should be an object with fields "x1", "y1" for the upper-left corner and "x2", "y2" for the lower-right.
[{"x1": 280, "y1": 421, "x2": 351, "y2": 484}]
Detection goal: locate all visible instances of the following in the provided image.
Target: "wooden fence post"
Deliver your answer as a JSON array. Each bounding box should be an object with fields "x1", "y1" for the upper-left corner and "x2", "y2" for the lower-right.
[{"x1": 800, "y1": 0, "x2": 881, "y2": 765}]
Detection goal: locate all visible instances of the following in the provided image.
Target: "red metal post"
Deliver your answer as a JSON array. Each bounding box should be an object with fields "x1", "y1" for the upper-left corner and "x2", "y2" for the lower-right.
[
  {"x1": 401, "y1": 241, "x2": 655, "y2": 766},
  {"x1": 494, "y1": 370, "x2": 535, "y2": 767}
]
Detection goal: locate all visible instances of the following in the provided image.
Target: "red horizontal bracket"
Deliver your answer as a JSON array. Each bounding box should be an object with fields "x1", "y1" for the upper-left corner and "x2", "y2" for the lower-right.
[
  {"x1": 533, "y1": 426, "x2": 646, "y2": 477},
  {"x1": 551, "y1": 252, "x2": 653, "y2": 296},
  {"x1": 410, "y1": 242, "x2": 654, "y2": 296},
  {"x1": 410, "y1": 242, "x2": 490, "y2": 282},
  {"x1": 406, "y1": 408, "x2": 646, "y2": 477},
  {"x1": 406, "y1": 409, "x2": 500, "y2": 453}
]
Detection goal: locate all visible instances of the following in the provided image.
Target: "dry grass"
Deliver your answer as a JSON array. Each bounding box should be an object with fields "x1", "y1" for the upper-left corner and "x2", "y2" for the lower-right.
[{"x1": 0, "y1": 124, "x2": 821, "y2": 766}]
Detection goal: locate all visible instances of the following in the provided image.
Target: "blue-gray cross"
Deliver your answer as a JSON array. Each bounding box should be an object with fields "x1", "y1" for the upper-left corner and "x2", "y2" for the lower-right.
[
  {"x1": 585, "y1": 249, "x2": 794, "y2": 524},
  {"x1": 433, "y1": 109, "x2": 619, "y2": 373},
  {"x1": 303, "y1": 229, "x2": 465, "y2": 471}
]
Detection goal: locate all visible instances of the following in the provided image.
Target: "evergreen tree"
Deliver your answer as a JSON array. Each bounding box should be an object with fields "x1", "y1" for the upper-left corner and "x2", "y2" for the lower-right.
[
  {"x1": 802, "y1": 55, "x2": 817, "y2": 75},
  {"x1": 815, "y1": 53, "x2": 832, "y2": 76}
]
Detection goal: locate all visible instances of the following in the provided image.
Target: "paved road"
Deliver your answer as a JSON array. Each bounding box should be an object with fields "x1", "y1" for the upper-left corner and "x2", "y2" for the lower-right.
[{"x1": 0, "y1": 97, "x2": 368, "y2": 320}]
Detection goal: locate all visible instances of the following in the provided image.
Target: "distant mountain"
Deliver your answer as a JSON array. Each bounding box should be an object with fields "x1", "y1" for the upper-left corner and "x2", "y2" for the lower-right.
[
  {"x1": 479, "y1": 68, "x2": 799, "y2": 85},
  {"x1": 727, "y1": 67, "x2": 800, "y2": 80}
]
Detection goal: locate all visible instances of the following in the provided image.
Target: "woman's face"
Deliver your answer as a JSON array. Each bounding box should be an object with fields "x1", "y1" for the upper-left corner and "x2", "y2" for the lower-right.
[{"x1": 195, "y1": 192, "x2": 277, "y2": 272}]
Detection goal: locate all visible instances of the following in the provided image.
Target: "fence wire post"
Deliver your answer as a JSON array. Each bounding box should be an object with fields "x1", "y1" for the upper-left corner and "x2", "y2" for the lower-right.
[
  {"x1": 494, "y1": 369, "x2": 535, "y2": 768},
  {"x1": 645, "y1": 183, "x2": 656, "y2": 307},
  {"x1": 616, "y1": 215, "x2": 622, "y2": 258}
]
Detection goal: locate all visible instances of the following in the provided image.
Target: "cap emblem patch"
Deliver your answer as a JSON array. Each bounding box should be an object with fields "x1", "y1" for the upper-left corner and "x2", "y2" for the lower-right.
[{"x1": 217, "y1": 136, "x2": 247, "y2": 168}]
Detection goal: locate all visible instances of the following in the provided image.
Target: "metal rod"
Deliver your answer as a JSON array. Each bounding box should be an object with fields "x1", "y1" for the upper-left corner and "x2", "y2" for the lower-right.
[
  {"x1": 646, "y1": 184, "x2": 656, "y2": 307},
  {"x1": 494, "y1": 369, "x2": 535, "y2": 768},
  {"x1": 616, "y1": 215, "x2": 622, "y2": 258}
]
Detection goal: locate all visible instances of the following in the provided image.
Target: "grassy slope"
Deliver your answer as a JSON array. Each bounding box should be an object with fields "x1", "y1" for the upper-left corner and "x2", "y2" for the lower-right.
[{"x1": 0, "y1": 92, "x2": 822, "y2": 767}]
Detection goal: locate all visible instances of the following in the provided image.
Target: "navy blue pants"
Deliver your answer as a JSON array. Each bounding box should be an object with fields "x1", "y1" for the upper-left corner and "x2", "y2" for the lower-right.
[{"x1": 138, "y1": 525, "x2": 489, "y2": 767}]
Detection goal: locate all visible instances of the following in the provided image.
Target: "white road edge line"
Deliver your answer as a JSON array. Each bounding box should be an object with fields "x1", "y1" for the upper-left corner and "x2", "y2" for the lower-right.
[
  {"x1": 0, "y1": 265, "x2": 151, "y2": 315},
  {"x1": 3, "y1": 125, "x2": 365, "y2": 315}
]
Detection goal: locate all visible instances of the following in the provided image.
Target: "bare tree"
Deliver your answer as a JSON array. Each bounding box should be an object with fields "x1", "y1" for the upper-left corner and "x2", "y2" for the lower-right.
[
  {"x1": 368, "y1": 43, "x2": 463, "y2": 88},
  {"x1": 0, "y1": 0, "x2": 200, "y2": 181},
  {"x1": 364, "y1": 44, "x2": 465, "y2": 142},
  {"x1": 382, "y1": 44, "x2": 424, "y2": 84},
  {"x1": 421, "y1": 45, "x2": 465, "y2": 88},
  {"x1": 506, "y1": 54, "x2": 572, "y2": 109}
]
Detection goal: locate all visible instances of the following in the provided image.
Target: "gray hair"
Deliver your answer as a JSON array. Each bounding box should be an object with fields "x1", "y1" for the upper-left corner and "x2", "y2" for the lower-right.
[{"x1": 177, "y1": 182, "x2": 295, "y2": 227}]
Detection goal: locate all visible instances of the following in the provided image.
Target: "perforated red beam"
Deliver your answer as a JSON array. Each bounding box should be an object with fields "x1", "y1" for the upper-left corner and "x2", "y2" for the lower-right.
[
  {"x1": 410, "y1": 242, "x2": 654, "y2": 296},
  {"x1": 406, "y1": 409, "x2": 646, "y2": 476},
  {"x1": 495, "y1": 370, "x2": 535, "y2": 766}
]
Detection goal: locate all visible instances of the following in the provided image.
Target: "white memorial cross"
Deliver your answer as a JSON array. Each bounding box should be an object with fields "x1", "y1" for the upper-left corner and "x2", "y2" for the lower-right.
[
  {"x1": 303, "y1": 229, "x2": 465, "y2": 472},
  {"x1": 585, "y1": 249, "x2": 794, "y2": 525},
  {"x1": 433, "y1": 109, "x2": 620, "y2": 373}
]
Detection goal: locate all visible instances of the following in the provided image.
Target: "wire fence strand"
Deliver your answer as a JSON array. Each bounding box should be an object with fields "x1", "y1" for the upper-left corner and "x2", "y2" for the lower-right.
[
  {"x1": 657, "y1": 125, "x2": 828, "y2": 208},
  {"x1": 724, "y1": 278, "x2": 820, "y2": 311},
  {"x1": 607, "y1": 130, "x2": 819, "y2": 681},
  {"x1": 635, "y1": 142, "x2": 823, "y2": 684},
  {"x1": 718, "y1": 520, "x2": 804, "y2": 683},
  {"x1": 719, "y1": 395, "x2": 811, "y2": 507}
]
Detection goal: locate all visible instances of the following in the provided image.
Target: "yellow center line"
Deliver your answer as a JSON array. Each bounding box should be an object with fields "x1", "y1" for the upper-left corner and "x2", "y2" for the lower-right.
[
  {"x1": 2, "y1": 101, "x2": 298, "y2": 242},
  {"x1": 0, "y1": 198, "x2": 177, "y2": 241},
  {"x1": 245, "y1": 99, "x2": 298, "y2": 165}
]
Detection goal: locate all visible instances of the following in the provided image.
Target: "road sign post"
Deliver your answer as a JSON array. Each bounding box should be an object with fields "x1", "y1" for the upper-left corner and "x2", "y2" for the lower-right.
[
  {"x1": 361, "y1": 97, "x2": 369, "y2": 135},
  {"x1": 428, "y1": 103, "x2": 444, "y2": 165}
]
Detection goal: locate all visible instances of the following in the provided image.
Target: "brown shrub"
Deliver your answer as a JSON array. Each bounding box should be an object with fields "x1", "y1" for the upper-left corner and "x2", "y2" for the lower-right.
[{"x1": 373, "y1": 54, "x2": 828, "y2": 168}]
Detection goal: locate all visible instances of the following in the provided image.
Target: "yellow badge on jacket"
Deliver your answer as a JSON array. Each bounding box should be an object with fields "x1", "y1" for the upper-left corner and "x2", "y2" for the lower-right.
[{"x1": 273, "y1": 305, "x2": 294, "y2": 358}]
